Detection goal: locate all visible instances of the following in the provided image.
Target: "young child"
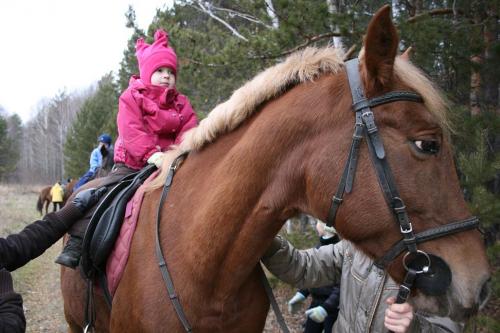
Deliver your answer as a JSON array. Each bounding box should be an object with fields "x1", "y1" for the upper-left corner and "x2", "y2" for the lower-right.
[
  {"x1": 287, "y1": 221, "x2": 341, "y2": 333},
  {"x1": 55, "y1": 29, "x2": 198, "y2": 268},
  {"x1": 50, "y1": 181, "x2": 64, "y2": 212}
]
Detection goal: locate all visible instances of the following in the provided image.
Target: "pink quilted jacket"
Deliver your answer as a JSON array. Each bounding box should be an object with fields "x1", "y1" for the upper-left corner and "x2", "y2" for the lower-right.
[{"x1": 114, "y1": 76, "x2": 198, "y2": 170}]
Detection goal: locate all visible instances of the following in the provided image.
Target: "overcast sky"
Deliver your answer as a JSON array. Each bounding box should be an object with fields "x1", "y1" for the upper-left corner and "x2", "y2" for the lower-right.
[{"x1": 0, "y1": 0, "x2": 173, "y2": 123}]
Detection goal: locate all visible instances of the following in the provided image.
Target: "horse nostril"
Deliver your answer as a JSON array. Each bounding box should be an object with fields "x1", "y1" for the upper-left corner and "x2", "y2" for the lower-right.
[{"x1": 478, "y1": 279, "x2": 491, "y2": 310}]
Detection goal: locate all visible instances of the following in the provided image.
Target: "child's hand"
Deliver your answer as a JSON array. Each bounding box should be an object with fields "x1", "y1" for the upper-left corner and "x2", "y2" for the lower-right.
[
  {"x1": 384, "y1": 297, "x2": 414, "y2": 333},
  {"x1": 147, "y1": 152, "x2": 165, "y2": 168},
  {"x1": 287, "y1": 292, "x2": 306, "y2": 314},
  {"x1": 305, "y1": 305, "x2": 328, "y2": 323}
]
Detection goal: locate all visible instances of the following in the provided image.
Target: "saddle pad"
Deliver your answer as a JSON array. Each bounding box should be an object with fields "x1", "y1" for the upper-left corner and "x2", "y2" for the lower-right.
[{"x1": 106, "y1": 169, "x2": 160, "y2": 296}]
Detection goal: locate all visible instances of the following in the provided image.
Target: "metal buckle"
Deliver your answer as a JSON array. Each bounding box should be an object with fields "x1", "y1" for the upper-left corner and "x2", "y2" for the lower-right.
[
  {"x1": 170, "y1": 154, "x2": 186, "y2": 171},
  {"x1": 403, "y1": 250, "x2": 431, "y2": 274},
  {"x1": 332, "y1": 196, "x2": 343, "y2": 204},
  {"x1": 400, "y1": 222, "x2": 413, "y2": 234}
]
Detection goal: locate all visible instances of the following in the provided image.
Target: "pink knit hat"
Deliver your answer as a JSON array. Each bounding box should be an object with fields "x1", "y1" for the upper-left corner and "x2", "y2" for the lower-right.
[{"x1": 135, "y1": 29, "x2": 177, "y2": 84}]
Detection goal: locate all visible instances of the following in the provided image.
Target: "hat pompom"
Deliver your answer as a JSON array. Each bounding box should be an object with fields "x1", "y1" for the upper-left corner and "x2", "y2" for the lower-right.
[
  {"x1": 135, "y1": 37, "x2": 146, "y2": 52},
  {"x1": 154, "y1": 29, "x2": 169, "y2": 45}
]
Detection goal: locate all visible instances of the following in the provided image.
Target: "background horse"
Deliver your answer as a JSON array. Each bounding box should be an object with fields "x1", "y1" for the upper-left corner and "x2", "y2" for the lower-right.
[
  {"x1": 61, "y1": 6, "x2": 490, "y2": 332},
  {"x1": 36, "y1": 179, "x2": 77, "y2": 215},
  {"x1": 36, "y1": 185, "x2": 52, "y2": 215}
]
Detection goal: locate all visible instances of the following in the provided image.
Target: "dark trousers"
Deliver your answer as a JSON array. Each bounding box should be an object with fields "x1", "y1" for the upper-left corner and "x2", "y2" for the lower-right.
[
  {"x1": 68, "y1": 164, "x2": 136, "y2": 237},
  {"x1": 52, "y1": 202, "x2": 62, "y2": 212}
]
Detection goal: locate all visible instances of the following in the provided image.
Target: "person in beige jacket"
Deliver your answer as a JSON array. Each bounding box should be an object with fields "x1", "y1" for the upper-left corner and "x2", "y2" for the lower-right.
[{"x1": 263, "y1": 236, "x2": 463, "y2": 333}]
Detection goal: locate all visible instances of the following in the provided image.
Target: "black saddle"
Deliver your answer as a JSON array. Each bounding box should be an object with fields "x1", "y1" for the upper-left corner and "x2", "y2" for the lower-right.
[{"x1": 80, "y1": 164, "x2": 157, "y2": 303}]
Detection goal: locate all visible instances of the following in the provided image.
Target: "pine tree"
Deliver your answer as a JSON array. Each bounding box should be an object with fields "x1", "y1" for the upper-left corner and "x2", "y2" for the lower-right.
[
  {"x1": 64, "y1": 73, "x2": 118, "y2": 178},
  {"x1": 4, "y1": 114, "x2": 22, "y2": 181},
  {"x1": 452, "y1": 105, "x2": 500, "y2": 332},
  {"x1": 0, "y1": 115, "x2": 17, "y2": 180}
]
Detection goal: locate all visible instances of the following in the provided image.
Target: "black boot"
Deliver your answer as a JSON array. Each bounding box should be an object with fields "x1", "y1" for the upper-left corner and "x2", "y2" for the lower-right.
[{"x1": 55, "y1": 236, "x2": 82, "y2": 269}]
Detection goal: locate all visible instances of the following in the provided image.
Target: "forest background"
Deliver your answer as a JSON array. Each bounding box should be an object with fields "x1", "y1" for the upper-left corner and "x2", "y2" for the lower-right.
[{"x1": 0, "y1": 0, "x2": 499, "y2": 331}]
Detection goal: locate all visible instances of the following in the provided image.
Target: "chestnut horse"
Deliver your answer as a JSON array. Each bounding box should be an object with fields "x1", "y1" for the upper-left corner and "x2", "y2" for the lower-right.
[
  {"x1": 36, "y1": 179, "x2": 77, "y2": 215},
  {"x1": 61, "y1": 6, "x2": 490, "y2": 332},
  {"x1": 36, "y1": 185, "x2": 52, "y2": 215}
]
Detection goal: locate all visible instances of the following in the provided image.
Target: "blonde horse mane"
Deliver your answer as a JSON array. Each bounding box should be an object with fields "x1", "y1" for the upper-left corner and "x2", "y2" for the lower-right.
[{"x1": 148, "y1": 47, "x2": 449, "y2": 190}]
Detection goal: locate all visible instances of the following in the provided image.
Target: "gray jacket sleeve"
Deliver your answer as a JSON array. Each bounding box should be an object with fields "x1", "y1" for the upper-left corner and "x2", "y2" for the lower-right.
[
  {"x1": 409, "y1": 314, "x2": 464, "y2": 333},
  {"x1": 261, "y1": 236, "x2": 345, "y2": 289}
]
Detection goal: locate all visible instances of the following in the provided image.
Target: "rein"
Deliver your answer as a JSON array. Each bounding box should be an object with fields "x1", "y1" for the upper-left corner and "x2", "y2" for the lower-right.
[
  {"x1": 155, "y1": 153, "x2": 290, "y2": 333},
  {"x1": 327, "y1": 58, "x2": 479, "y2": 304}
]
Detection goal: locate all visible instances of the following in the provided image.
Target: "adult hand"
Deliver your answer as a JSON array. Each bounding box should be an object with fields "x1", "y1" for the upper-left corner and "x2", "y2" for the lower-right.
[
  {"x1": 384, "y1": 297, "x2": 414, "y2": 333},
  {"x1": 147, "y1": 152, "x2": 165, "y2": 168},
  {"x1": 72, "y1": 187, "x2": 107, "y2": 213},
  {"x1": 287, "y1": 292, "x2": 306, "y2": 314},
  {"x1": 305, "y1": 305, "x2": 328, "y2": 323}
]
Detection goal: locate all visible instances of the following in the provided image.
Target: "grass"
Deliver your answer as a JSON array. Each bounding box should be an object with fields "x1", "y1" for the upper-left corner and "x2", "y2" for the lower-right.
[
  {"x1": 0, "y1": 183, "x2": 42, "y2": 289},
  {"x1": 0, "y1": 184, "x2": 41, "y2": 233},
  {"x1": 0, "y1": 183, "x2": 67, "y2": 332}
]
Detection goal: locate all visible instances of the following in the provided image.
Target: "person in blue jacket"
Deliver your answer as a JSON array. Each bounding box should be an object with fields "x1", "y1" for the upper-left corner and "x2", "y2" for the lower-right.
[{"x1": 74, "y1": 134, "x2": 112, "y2": 190}]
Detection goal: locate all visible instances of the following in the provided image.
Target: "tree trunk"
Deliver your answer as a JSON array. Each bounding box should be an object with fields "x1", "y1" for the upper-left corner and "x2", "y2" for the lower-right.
[
  {"x1": 326, "y1": 0, "x2": 343, "y2": 49},
  {"x1": 470, "y1": 54, "x2": 483, "y2": 116}
]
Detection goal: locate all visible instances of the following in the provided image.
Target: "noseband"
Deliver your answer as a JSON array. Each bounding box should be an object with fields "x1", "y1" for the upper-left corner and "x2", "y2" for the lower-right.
[{"x1": 327, "y1": 59, "x2": 479, "y2": 302}]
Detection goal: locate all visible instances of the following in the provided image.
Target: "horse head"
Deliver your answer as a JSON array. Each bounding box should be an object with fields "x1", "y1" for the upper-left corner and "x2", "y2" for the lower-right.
[{"x1": 303, "y1": 5, "x2": 490, "y2": 321}]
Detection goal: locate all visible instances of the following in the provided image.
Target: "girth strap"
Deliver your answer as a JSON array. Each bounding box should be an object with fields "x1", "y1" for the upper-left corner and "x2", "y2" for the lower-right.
[{"x1": 375, "y1": 217, "x2": 479, "y2": 268}]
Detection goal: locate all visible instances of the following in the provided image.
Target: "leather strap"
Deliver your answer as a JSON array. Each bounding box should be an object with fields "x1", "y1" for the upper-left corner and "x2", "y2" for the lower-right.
[
  {"x1": 375, "y1": 217, "x2": 479, "y2": 268},
  {"x1": 259, "y1": 264, "x2": 291, "y2": 333},
  {"x1": 155, "y1": 152, "x2": 193, "y2": 332},
  {"x1": 396, "y1": 268, "x2": 417, "y2": 304},
  {"x1": 388, "y1": 268, "x2": 417, "y2": 333},
  {"x1": 83, "y1": 278, "x2": 96, "y2": 333}
]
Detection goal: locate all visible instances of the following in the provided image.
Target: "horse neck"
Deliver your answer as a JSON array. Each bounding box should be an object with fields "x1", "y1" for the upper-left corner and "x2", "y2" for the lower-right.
[{"x1": 170, "y1": 74, "x2": 351, "y2": 299}]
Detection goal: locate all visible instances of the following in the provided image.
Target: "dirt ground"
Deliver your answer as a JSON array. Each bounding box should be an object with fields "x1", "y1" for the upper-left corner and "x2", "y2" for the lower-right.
[{"x1": 0, "y1": 183, "x2": 498, "y2": 332}]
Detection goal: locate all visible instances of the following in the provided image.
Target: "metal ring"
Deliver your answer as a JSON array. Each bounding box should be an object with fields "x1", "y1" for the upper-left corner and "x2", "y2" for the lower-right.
[{"x1": 402, "y1": 250, "x2": 431, "y2": 274}]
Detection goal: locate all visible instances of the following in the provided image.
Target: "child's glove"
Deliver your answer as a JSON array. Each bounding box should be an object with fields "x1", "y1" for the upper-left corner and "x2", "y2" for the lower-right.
[
  {"x1": 305, "y1": 305, "x2": 328, "y2": 323},
  {"x1": 287, "y1": 292, "x2": 306, "y2": 314},
  {"x1": 147, "y1": 152, "x2": 165, "y2": 168}
]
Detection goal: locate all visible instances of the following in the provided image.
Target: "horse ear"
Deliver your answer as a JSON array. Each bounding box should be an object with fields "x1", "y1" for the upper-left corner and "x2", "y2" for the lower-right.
[
  {"x1": 401, "y1": 46, "x2": 413, "y2": 61},
  {"x1": 363, "y1": 5, "x2": 399, "y2": 91}
]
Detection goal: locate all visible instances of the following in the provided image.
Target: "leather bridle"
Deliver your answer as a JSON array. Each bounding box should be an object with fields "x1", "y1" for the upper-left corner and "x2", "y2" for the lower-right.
[{"x1": 327, "y1": 58, "x2": 479, "y2": 303}]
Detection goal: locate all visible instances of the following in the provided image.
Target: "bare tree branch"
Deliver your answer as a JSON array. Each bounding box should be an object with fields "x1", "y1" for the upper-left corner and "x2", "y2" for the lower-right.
[
  {"x1": 209, "y1": 4, "x2": 273, "y2": 29},
  {"x1": 407, "y1": 8, "x2": 464, "y2": 23},
  {"x1": 191, "y1": 1, "x2": 249, "y2": 41},
  {"x1": 343, "y1": 44, "x2": 357, "y2": 61},
  {"x1": 251, "y1": 31, "x2": 343, "y2": 59}
]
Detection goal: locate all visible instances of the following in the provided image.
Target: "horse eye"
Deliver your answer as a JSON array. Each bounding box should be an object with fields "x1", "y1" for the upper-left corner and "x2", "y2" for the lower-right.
[{"x1": 413, "y1": 140, "x2": 440, "y2": 154}]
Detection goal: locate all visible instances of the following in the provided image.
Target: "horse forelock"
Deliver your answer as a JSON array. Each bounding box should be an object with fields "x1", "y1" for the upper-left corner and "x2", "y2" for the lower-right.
[
  {"x1": 148, "y1": 47, "x2": 450, "y2": 191},
  {"x1": 393, "y1": 57, "x2": 450, "y2": 131}
]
